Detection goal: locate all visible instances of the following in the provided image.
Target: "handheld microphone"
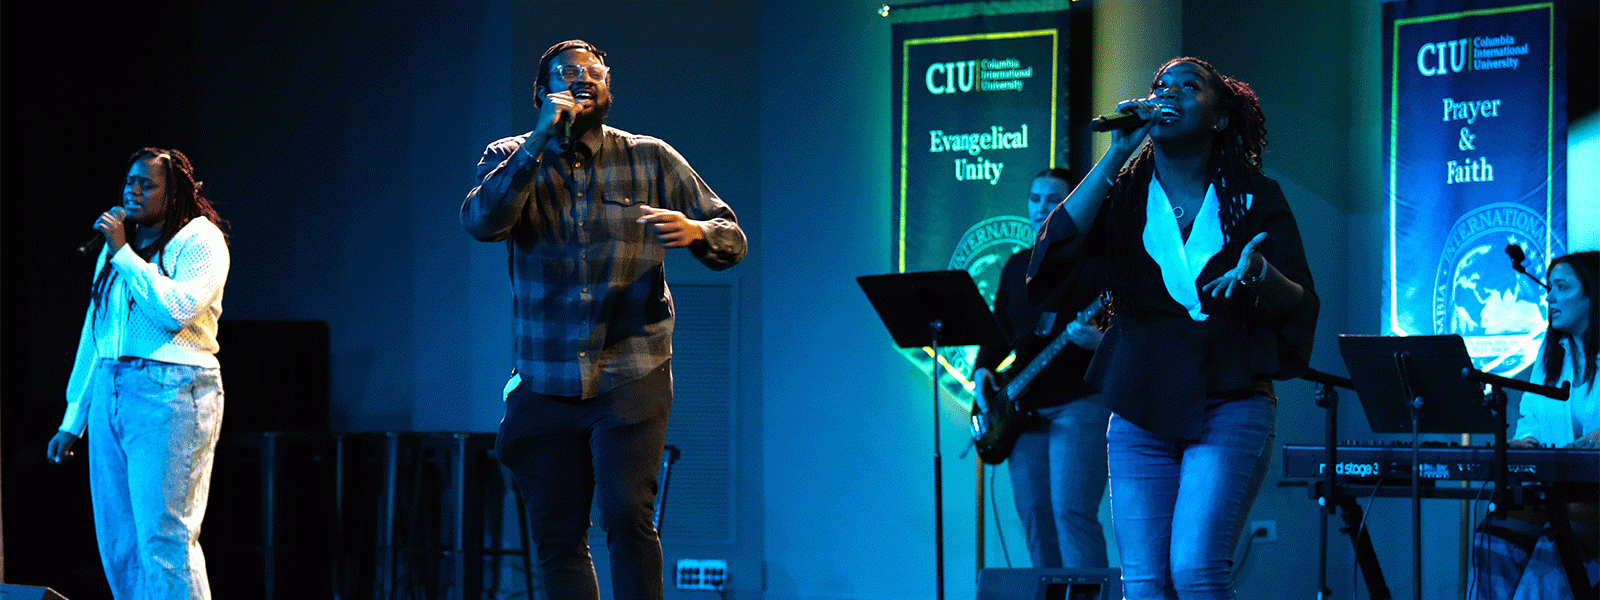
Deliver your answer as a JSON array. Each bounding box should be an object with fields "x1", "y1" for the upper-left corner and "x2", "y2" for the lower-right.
[
  {"x1": 76, "y1": 206, "x2": 126, "y2": 256},
  {"x1": 1089, "y1": 105, "x2": 1179, "y2": 132},
  {"x1": 1505, "y1": 243, "x2": 1550, "y2": 290},
  {"x1": 77, "y1": 233, "x2": 104, "y2": 255},
  {"x1": 558, "y1": 122, "x2": 572, "y2": 153}
]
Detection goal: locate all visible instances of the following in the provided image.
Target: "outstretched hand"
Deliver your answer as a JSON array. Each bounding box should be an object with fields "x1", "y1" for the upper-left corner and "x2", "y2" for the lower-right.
[
  {"x1": 638, "y1": 205, "x2": 705, "y2": 249},
  {"x1": 1066, "y1": 300, "x2": 1106, "y2": 350},
  {"x1": 1201, "y1": 232, "x2": 1268, "y2": 300}
]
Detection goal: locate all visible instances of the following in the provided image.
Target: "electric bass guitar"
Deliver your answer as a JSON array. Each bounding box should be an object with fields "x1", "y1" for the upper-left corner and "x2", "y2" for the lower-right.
[{"x1": 970, "y1": 297, "x2": 1104, "y2": 465}]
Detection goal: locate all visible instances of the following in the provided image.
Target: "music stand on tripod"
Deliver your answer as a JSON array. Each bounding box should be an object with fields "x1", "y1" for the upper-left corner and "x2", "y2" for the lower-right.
[
  {"x1": 1338, "y1": 334, "x2": 1572, "y2": 600},
  {"x1": 858, "y1": 270, "x2": 1008, "y2": 600}
]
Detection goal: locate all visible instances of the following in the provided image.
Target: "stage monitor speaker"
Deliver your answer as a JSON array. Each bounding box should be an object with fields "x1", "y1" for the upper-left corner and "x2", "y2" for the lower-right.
[
  {"x1": 0, "y1": 584, "x2": 68, "y2": 600},
  {"x1": 976, "y1": 568, "x2": 1120, "y2": 600}
]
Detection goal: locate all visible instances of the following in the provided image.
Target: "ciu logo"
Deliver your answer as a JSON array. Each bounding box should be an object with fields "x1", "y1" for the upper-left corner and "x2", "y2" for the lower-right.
[
  {"x1": 926, "y1": 60, "x2": 978, "y2": 94},
  {"x1": 1417, "y1": 38, "x2": 1469, "y2": 76}
]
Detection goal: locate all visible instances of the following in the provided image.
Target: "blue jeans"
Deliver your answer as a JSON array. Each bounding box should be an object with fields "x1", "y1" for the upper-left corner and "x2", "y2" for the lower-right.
[
  {"x1": 1008, "y1": 399, "x2": 1111, "y2": 568},
  {"x1": 496, "y1": 361, "x2": 672, "y2": 600},
  {"x1": 1107, "y1": 396, "x2": 1273, "y2": 600},
  {"x1": 88, "y1": 358, "x2": 224, "y2": 600}
]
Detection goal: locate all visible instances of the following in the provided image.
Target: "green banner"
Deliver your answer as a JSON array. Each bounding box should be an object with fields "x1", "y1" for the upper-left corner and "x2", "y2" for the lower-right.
[{"x1": 890, "y1": 3, "x2": 1079, "y2": 400}]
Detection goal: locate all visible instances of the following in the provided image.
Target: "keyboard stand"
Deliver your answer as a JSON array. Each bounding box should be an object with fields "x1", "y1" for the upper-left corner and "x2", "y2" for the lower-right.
[{"x1": 1301, "y1": 368, "x2": 1392, "y2": 600}]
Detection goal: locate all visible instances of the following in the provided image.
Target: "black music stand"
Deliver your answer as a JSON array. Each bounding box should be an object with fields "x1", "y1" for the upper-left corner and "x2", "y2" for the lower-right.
[
  {"x1": 858, "y1": 270, "x2": 1008, "y2": 600},
  {"x1": 1340, "y1": 334, "x2": 1483, "y2": 600},
  {"x1": 1341, "y1": 335, "x2": 1499, "y2": 434}
]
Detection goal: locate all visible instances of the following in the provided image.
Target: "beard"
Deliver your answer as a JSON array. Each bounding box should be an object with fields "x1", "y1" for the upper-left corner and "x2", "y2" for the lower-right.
[{"x1": 572, "y1": 96, "x2": 611, "y2": 135}]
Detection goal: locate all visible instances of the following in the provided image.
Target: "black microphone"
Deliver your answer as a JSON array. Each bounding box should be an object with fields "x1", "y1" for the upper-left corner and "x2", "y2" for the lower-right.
[
  {"x1": 1505, "y1": 243, "x2": 1549, "y2": 290},
  {"x1": 1089, "y1": 110, "x2": 1143, "y2": 132},
  {"x1": 1089, "y1": 105, "x2": 1179, "y2": 132},
  {"x1": 77, "y1": 232, "x2": 105, "y2": 256},
  {"x1": 558, "y1": 122, "x2": 572, "y2": 153}
]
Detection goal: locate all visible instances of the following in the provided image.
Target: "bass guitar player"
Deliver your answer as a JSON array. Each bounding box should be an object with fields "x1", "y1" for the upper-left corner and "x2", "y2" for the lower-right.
[{"x1": 971, "y1": 167, "x2": 1112, "y2": 570}]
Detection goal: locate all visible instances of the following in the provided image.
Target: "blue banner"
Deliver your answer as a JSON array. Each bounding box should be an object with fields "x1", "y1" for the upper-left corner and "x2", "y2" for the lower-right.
[{"x1": 1383, "y1": 0, "x2": 1567, "y2": 376}]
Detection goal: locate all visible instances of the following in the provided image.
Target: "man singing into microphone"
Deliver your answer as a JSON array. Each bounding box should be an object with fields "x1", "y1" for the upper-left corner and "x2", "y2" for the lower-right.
[{"x1": 461, "y1": 40, "x2": 745, "y2": 600}]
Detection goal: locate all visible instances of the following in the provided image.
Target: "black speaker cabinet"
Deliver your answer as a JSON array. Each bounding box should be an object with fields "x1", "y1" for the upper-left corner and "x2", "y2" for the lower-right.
[
  {"x1": 976, "y1": 568, "x2": 1120, "y2": 600},
  {"x1": 0, "y1": 585, "x2": 69, "y2": 600}
]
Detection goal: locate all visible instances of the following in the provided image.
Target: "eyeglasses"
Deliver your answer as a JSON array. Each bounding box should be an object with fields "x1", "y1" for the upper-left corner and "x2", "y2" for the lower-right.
[{"x1": 550, "y1": 64, "x2": 609, "y2": 83}]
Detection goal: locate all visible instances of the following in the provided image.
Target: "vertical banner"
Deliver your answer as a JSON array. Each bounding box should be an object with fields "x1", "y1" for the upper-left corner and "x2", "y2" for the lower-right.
[
  {"x1": 1383, "y1": 0, "x2": 1567, "y2": 377},
  {"x1": 890, "y1": 2, "x2": 1079, "y2": 399}
]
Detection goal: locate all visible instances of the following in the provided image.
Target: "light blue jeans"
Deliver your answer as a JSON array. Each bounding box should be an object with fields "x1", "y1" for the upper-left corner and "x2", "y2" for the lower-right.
[
  {"x1": 1107, "y1": 396, "x2": 1274, "y2": 600},
  {"x1": 1008, "y1": 399, "x2": 1111, "y2": 568},
  {"x1": 88, "y1": 358, "x2": 223, "y2": 600}
]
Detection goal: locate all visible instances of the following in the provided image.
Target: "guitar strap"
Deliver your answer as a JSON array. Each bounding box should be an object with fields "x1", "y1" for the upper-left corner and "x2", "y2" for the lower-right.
[
  {"x1": 1030, "y1": 263, "x2": 1108, "y2": 338},
  {"x1": 1033, "y1": 311, "x2": 1058, "y2": 338},
  {"x1": 1030, "y1": 258, "x2": 1076, "y2": 337}
]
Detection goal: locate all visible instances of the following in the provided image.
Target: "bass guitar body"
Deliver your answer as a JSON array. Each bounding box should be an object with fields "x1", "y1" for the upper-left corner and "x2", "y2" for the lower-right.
[
  {"x1": 968, "y1": 296, "x2": 1103, "y2": 465},
  {"x1": 970, "y1": 375, "x2": 1033, "y2": 465}
]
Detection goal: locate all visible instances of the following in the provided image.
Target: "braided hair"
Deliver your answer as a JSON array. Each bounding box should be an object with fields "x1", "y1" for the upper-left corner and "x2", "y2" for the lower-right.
[
  {"x1": 1103, "y1": 58, "x2": 1267, "y2": 305},
  {"x1": 90, "y1": 148, "x2": 227, "y2": 322}
]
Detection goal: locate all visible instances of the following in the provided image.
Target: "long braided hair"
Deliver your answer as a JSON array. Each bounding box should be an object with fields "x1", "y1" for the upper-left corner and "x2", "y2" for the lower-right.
[
  {"x1": 90, "y1": 148, "x2": 227, "y2": 322},
  {"x1": 1104, "y1": 57, "x2": 1267, "y2": 306}
]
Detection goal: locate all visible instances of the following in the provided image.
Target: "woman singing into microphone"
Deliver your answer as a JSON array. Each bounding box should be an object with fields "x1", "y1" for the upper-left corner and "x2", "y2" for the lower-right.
[
  {"x1": 47, "y1": 148, "x2": 230, "y2": 599},
  {"x1": 1028, "y1": 58, "x2": 1318, "y2": 599}
]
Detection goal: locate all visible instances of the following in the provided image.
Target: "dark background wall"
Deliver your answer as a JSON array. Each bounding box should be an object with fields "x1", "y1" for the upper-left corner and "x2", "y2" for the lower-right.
[{"x1": 3, "y1": 1, "x2": 1594, "y2": 599}]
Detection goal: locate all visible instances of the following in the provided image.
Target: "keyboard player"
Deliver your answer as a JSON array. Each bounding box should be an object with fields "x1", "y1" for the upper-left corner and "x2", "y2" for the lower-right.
[{"x1": 1472, "y1": 251, "x2": 1599, "y2": 600}]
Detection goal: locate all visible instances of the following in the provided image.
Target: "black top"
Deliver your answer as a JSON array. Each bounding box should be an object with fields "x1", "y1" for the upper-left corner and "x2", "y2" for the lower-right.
[{"x1": 1029, "y1": 171, "x2": 1319, "y2": 439}]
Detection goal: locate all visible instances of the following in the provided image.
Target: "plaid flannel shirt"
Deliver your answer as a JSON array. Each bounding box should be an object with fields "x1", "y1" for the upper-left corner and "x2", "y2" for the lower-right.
[{"x1": 463, "y1": 125, "x2": 744, "y2": 398}]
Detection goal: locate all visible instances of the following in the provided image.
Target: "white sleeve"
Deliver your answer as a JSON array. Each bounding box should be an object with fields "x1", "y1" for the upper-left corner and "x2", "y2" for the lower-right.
[
  {"x1": 1512, "y1": 394, "x2": 1555, "y2": 442},
  {"x1": 60, "y1": 302, "x2": 99, "y2": 436},
  {"x1": 1513, "y1": 351, "x2": 1567, "y2": 444},
  {"x1": 111, "y1": 223, "x2": 230, "y2": 331}
]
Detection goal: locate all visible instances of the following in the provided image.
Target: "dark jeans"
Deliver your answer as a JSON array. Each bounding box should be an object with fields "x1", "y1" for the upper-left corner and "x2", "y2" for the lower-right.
[{"x1": 496, "y1": 361, "x2": 672, "y2": 600}]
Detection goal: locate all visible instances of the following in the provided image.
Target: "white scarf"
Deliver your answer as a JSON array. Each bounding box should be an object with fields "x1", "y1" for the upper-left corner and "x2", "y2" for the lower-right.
[{"x1": 1142, "y1": 177, "x2": 1252, "y2": 322}]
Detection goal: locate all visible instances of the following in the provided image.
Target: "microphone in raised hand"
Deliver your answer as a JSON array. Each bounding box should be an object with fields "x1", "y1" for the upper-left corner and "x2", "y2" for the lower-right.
[
  {"x1": 1090, "y1": 102, "x2": 1179, "y2": 132},
  {"x1": 77, "y1": 206, "x2": 127, "y2": 255},
  {"x1": 539, "y1": 89, "x2": 577, "y2": 154}
]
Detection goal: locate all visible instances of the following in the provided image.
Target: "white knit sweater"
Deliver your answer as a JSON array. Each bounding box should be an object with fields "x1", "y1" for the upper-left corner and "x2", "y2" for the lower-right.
[{"x1": 59, "y1": 217, "x2": 229, "y2": 435}]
